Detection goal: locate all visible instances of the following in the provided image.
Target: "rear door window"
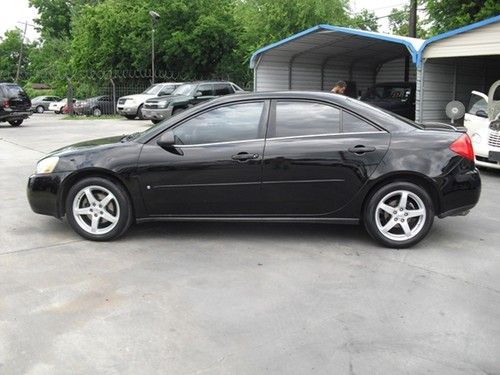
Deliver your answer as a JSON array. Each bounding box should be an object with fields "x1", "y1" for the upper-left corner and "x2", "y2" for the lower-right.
[
  {"x1": 342, "y1": 112, "x2": 380, "y2": 132},
  {"x1": 3, "y1": 85, "x2": 28, "y2": 99},
  {"x1": 273, "y1": 101, "x2": 340, "y2": 138}
]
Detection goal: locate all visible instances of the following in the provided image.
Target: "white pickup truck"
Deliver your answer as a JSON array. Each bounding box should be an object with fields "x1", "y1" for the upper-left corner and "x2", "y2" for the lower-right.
[{"x1": 463, "y1": 80, "x2": 500, "y2": 170}]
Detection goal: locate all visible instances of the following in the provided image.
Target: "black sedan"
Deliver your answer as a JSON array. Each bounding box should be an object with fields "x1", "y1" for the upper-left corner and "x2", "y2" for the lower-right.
[
  {"x1": 27, "y1": 92, "x2": 481, "y2": 248},
  {"x1": 74, "y1": 95, "x2": 116, "y2": 116}
]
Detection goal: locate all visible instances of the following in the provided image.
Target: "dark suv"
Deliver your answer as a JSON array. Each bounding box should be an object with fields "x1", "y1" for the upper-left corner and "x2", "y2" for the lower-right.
[
  {"x1": 360, "y1": 82, "x2": 416, "y2": 120},
  {"x1": 142, "y1": 81, "x2": 245, "y2": 124},
  {"x1": 0, "y1": 83, "x2": 32, "y2": 126}
]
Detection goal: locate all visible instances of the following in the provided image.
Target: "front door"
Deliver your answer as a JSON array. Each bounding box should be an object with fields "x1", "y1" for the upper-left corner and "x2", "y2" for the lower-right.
[
  {"x1": 137, "y1": 100, "x2": 269, "y2": 216},
  {"x1": 261, "y1": 100, "x2": 390, "y2": 216}
]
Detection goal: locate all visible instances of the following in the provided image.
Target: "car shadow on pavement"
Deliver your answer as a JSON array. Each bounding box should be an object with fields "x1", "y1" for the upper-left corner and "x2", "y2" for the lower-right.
[{"x1": 125, "y1": 221, "x2": 373, "y2": 245}]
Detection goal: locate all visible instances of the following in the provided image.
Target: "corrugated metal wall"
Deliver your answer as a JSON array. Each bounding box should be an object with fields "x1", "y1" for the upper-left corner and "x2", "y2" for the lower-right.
[
  {"x1": 417, "y1": 56, "x2": 500, "y2": 123},
  {"x1": 255, "y1": 57, "x2": 413, "y2": 94},
  {"x1": 376, "y1": 58, "x2": 416, "y2": 83}
]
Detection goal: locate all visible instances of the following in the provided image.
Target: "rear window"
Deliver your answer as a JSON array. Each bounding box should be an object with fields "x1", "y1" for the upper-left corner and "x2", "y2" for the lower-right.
[{"x1": 2, "y1": 84, "x2": 28, "y2": 99}]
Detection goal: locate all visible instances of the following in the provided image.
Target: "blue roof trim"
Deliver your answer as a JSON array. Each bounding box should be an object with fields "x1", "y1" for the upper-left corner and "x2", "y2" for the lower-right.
[
  {"x1": 249, "y1": 24, "x2": 421, "y2": 69},
  {"x1": 417, "y1": 15, "x2": 500, "y2": 66}
]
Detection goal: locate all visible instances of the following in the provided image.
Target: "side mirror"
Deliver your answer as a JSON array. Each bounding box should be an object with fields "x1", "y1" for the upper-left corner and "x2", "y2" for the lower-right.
[
  {"x1": 194, "y1": 91, "x2": 203, "y2": 98},
  {"x1": 476, "y1": 109, "x2": 488, "y2": 118},
  {"x1": 157, "y1": 130, "x2": 175, "y2": 149}
]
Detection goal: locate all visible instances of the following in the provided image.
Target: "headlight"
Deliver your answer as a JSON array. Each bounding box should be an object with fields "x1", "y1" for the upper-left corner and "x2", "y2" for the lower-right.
[
  {"x1": 36, "y1": 156, "x2": 59, "y2": 174},
  {"x1": 471, "y1": 133, "x2": 481, "y2": 144},
  {"x1": 157, "y1": 100, "x2": 169, "y2": 108}
]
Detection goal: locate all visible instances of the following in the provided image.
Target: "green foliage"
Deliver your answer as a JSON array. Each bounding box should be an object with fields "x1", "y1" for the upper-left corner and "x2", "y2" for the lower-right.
[
  {"x1": 0, "y1": 29, "x2": 32, "y2": 82},
  {"x1": 349, "y1": 9, "x2": 379, "y2": 31},
  {"x1": 388, "y1": 4, "x2": 429, "y2": 39},
  {"x1": 425, "y1": 0, "x2": 500, "y2": 35}
]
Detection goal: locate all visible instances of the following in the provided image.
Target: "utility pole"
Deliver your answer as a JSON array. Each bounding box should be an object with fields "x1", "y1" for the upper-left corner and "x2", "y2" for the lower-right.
[
  {"x1": 404, "y1": 0, "x2": 418, "y2": 82},
  {"x1": 149, "y1": 11, "x2": 160, "y2": 84},
  {"x1": 15, "y1": 21, "x2": 28, "y2": 83}
]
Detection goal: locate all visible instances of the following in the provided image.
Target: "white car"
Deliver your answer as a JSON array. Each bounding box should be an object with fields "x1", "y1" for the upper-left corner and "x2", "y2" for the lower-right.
[
  {"x1": 116, "y1": 82, "x2": 182, "y2": 120},
  {"x1": 48, "y1": 98, "x2": 68, "y2": 114},
  {"x1": 463, "y1": 80, "x2": 500, "y2": 170}
]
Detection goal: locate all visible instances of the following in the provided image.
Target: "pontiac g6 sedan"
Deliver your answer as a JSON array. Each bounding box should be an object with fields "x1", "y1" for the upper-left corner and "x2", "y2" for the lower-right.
[{"x1": 27, "y1": 92, "x2": 481, "y2": 248}]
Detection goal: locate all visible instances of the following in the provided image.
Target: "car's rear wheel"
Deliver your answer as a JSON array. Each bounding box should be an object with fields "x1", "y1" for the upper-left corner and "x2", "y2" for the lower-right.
[
  {"x1": 36, "y1": 105, "x2": 44, "y2": 114},
  {"x1": 8, "y1": 120, "x2": 23, "y2": 127},
  {"x1": 364, "y1": 182, "x2": 434, "y2": 248},
  {"x1": 66, "y1": 177, "x2": 133, "y2": 241},
  {"x1": 125, "y1": 115, "x2": 136, "y2": 120},
  {"x1": 92, "y1": 107, "x2": 102, "y2": 117}
]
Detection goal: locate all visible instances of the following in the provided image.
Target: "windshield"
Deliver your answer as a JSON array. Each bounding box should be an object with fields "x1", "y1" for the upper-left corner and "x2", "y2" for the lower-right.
[
  {"x1": 142, "y1": 84, "x2": 164, "y2": 95},
  {"x1": 362, "y1": 85, "x2": 412, "y2": 102},
  {"x1": 171, "y1": 83, "x2": 197, "y2": 96}
]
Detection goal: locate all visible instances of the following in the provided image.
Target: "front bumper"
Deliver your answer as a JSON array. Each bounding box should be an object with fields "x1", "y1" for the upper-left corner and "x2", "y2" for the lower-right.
[
  {"x1": 116, "y1": 104, "x2": 139, "y2": 116},
  {"x1": 141, "y1": 107, "x2": 173, "y2": 121},
  {"x1": 27, "y1": 172, "x2": 70, "y2": 218}
]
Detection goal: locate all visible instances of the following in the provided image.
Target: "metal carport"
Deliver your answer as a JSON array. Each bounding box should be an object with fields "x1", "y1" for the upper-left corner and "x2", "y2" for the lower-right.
[
  {"x1": 416, "y1": 15, "x2": 500, "y2": 123},
  {"x1": 250, "y1": 25, "x2": 424, "y2": 96}
]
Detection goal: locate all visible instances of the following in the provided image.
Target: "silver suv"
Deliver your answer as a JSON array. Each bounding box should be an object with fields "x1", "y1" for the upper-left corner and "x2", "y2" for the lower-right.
[{"x1": 116, "y1": 82, "x2": 182, "y2": 120}]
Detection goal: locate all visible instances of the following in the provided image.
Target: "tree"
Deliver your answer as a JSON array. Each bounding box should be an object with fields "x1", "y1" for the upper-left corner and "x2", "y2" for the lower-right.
[
  {"x1": 28, "y1": 0, "x2": 102, "y2": 39},
  {"x1": 425, "y1": 0, "x2": 500, "y2": 35},
  {"x1": 388, "y1": 5, "x2": 429, "y2": 39},
  {"x1": 0, "y1": 29, "x2": 32, "y2": 81},
  {"x1": 349, "y1": 9, "x2": 379, "y2": 31}
]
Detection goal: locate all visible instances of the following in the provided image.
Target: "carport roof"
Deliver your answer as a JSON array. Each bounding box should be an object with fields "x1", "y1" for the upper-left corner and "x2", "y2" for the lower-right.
[{"x1": 249, "y1": 24, "x2": 425, "y2": 68}]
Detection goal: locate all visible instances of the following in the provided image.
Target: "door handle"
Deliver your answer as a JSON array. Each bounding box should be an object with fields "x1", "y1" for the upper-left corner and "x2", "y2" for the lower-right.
[
  {"x1": 348, "y1": 145, "x2": 376, "y2": 155},
  {"x1": 231, "y1": 152, "x2": 260, "y2": 161}
]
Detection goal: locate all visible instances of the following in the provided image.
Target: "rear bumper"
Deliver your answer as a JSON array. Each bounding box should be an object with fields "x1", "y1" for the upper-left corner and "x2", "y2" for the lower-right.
[
  {"x1": 27, "y1": 172, "x2": 69, "y2": 218},
  {"x1": 0, "y1": 110, "x2": 32, "y2": 122},
  {"x1": 438, "y1": 163, "x2": 481, "y2": 218}
]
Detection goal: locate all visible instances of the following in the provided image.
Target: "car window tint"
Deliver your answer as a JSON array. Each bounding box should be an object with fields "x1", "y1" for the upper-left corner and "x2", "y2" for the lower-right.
[
  {"x1": 173, "y1": 102, "x2": 264, "y2": 145},
  {"x1": 275, "y1": 101, "x2": 340, "y2": 137},
  {"x1": 197, "y1": 84, "x2": 213, "y2": 96},
  {"x1": 468, "y1": 95, "x2": 487, "y2": 115},
  {"x1": 343, "y1": 112, "x2": 379, "y2": 132}
]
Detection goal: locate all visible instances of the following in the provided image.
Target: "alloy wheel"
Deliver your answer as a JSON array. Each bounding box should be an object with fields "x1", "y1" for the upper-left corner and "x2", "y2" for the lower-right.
[
  {"x1": 374, "y1": 190, "x2": 426, "y2": 241},
  {"x1": 72, "y1": 185, "x2": 120, "y2": 235}
]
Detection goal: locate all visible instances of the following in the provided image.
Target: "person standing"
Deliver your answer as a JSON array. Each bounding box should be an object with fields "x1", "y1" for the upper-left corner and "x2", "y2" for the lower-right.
[{"x1": 331, "y1": 81, "x2": 347, "y2": 95}]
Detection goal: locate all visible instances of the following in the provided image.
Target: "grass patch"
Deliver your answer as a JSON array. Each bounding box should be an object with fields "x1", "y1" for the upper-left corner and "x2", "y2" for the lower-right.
[{"x1": 62, "y1": 115, "x2": 124, "y2": 120}]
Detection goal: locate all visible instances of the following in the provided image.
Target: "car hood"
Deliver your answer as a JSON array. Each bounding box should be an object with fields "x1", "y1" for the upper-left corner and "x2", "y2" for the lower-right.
[
  {"x1": 146, "y1": 94, "x2": 191, "y2": 104},
  {"x1": 50, "y1": 135, "x2": 126, "y2": 156},
  {"x1": 121, "y1": 94, "x2": 156, "y2": 102}
]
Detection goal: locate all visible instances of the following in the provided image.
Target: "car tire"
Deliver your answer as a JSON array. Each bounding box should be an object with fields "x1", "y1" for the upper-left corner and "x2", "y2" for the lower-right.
[
  {"x1": 151, "y1": 119, "x2": 161, "y2": 124},
  {"x1": 65, "y1": 177, "x2": 133, "y2": 241},
  {"x1": 125, "y1": 115, "x2": 136, "y2": 120},
  {"x1": 363, "y1": 181, "x2": 434, "y2": 248},
  {"x1": 137, "y1": 105, "x2": 145, "y2": 120},
  {"x1": 36, "y1": 105, "x2": 44, "y2": 114},
  {"x1": 92, "y1": 107, "x2": 102, "y2": 117},
  {"x1": 8, "y1": 120, "x2": 23, "y2": 127}
]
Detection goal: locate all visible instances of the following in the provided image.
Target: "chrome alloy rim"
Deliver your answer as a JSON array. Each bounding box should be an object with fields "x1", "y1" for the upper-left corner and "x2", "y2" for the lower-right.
[
  {"x1": 375, "y1": 190, "x2": 426, "y2": 241},
  {"x1": 72, "y1": 185, "x2": 120, "y2": 235}
]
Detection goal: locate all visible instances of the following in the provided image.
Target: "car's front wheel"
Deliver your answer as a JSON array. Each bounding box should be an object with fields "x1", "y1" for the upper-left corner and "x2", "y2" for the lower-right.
[
  {"x1": 364, "y1": 182, "x2": 434, "y2": 248},
  {"x1": 92, "y1": 107, "x2": 102, "y2": 117},
  {"x1": 66, "y1": 177, "x2": 133, "y2": 241},
  {"x1": 8, "y1": 120, "x2": 23, "y2": 127},
  {"x1": 36, "y1": 105, "x2": 44, "y2": 114}
]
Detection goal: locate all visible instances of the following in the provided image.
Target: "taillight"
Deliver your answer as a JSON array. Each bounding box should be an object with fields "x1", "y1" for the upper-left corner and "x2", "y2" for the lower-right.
[
  {"x1": 450, "y1": 133, "x2": 474, "y2": 161},
  {"x1": 2, "y1": 99, "x2": 9, "y2": 108}
]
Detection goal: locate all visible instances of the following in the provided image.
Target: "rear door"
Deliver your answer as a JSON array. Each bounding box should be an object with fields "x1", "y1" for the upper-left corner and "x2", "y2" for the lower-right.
[{"x1": 261, "y1": 99, "x2": 390, "y2": 216}]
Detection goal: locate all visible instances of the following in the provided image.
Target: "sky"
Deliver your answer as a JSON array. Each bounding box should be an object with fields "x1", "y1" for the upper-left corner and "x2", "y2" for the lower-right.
[{"x1": 0, "y1": 0, "x2": 411, "y2": 42}]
